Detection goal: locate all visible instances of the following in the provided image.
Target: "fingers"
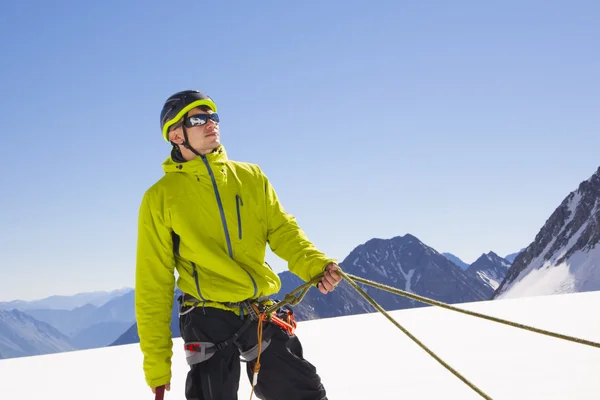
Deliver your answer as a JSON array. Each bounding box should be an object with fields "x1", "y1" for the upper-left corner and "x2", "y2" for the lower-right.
[
  {"x1": 325, "y1": 267, "x2": 342, "y2": 285},
  {"x1": 326, "y1": 263, "x2": 340, "y2": 271},
  {"x1": 323, "y1": 272, "x2": 337, "y2": 289},
  {"x1": 318, "y1": 282, "x2": 328, "y2": 295},
  {"x1": 318, "y1": 264, "x2": 342, "y2": 294}
]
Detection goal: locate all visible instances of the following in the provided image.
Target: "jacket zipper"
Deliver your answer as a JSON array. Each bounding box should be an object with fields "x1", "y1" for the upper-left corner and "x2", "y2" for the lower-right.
[
  {"x1": 200, "y1": 155, "x2": 258, "y2": 298},
  {"x1": 236, "y1": 194, "x2": 243, "y2": 239}
]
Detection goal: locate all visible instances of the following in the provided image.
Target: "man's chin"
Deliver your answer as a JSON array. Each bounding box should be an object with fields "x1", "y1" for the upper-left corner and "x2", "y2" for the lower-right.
[{"x1": 209, "y1": 139, "x2": 221, "y2": 150}]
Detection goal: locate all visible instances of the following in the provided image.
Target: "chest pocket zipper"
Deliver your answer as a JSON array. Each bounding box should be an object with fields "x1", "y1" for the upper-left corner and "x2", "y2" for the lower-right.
[{"x1": 236, "y1": 194, "x2": 243, "y2": 239}]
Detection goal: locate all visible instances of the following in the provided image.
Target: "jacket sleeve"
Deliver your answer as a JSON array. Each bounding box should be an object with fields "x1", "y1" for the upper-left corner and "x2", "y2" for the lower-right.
[
  {"x1": 135, "y1": 189, "x2": 176, "y2": 388},
  {"x1": 262, "y1": 171, "x2": 337, "y2": 282}
]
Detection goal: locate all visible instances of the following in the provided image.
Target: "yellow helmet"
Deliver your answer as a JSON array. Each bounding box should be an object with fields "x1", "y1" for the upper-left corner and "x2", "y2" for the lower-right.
[{"x1": 159, "y1": 90, "x2": 217, "y2": 142}]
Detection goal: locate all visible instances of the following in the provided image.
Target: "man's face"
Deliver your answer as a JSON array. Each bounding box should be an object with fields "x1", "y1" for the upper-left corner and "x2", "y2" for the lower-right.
[{"x1": 169, "y1": 107, "x2": 220, "y2": 154}]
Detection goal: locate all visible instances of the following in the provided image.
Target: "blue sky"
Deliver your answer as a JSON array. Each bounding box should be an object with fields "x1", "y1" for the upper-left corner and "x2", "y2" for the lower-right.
[{"x1": 1, "y1": 1, "x2": 599, "y2": 301}]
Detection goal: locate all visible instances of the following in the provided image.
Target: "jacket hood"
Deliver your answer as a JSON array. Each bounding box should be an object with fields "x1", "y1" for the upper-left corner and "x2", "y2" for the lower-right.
[{"x1": 162, "y1": 145, "x2": 228, "y2": 175}]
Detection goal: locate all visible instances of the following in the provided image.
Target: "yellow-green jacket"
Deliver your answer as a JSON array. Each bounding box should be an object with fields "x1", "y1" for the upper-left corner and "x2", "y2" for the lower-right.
[{"x1": 135, "y1": 145, "x2": 335, "y2": 388}]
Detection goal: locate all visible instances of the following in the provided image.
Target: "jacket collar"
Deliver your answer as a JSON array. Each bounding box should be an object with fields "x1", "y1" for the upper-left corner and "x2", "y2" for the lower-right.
[{"x1": 162, "y1": 145, "x2": 228, "y2": 175}]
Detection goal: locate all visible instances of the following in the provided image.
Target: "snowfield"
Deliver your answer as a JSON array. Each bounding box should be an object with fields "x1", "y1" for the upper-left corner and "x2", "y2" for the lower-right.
[{"x1": 1, "y1": 291, "x2": 599, "y2": 399}]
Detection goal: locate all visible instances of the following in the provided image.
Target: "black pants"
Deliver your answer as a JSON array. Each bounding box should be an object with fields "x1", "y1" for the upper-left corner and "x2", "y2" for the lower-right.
[{"x1": 179, "y1": 306, "x2": 328, "y2": 400}]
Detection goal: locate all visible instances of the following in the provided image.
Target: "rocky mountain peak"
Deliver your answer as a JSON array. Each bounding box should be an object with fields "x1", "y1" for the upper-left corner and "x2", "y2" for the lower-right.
[{"x1": 494, "y1": 166, "x2": 600, "y2": 299}]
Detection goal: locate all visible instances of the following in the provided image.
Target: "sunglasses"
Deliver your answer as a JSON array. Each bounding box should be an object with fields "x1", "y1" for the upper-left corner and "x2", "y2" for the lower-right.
[
  {"x1": 170, "y1": 113, "x2": 220, "y2": 131},
  {"x1": 184, "y1": 113, "x2": 219, "y2": 127}
]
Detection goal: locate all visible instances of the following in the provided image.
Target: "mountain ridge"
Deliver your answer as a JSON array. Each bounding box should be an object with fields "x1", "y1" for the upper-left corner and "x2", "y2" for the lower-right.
[
  {"x1": 465, "y1": 251, "x2": 511, "y2": 291},
  {"x1": 494, "y1": 166, "x2": 600, "y2": 299},
  {"x1": 0, "y1": 288, "x2": 133, "y2": 311},
  {"x1": 0, "y1": 309, "x2": 76, "y2": 358}
]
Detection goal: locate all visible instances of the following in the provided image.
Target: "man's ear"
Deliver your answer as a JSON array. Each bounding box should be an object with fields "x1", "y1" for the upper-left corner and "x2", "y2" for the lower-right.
[{"x1": 168, "y1": 129, "x2": 184, "y2": 145}]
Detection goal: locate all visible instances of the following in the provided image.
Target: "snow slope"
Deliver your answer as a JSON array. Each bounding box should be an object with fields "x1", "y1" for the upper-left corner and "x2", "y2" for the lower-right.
[
  {"x1": 494, "y1": 167, "x2": 600, "y2": 299},
  {"x1": 495, "y1": 244, "x2": 600, "y2": 299},
  {"x1": 1, "y1": 291, "x2": 599, "y2": 399}
]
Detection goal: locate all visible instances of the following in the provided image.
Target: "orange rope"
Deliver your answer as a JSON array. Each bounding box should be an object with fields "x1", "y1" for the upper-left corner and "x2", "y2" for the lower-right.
[{"x1": 249, "y1": 307, "x2": 265, "y2": 400}]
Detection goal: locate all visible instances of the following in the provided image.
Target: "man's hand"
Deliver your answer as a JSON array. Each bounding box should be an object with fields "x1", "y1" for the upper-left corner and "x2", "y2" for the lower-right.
[
  {"x1": 152, "y1": 383, "x2": 170, "y2": 395},
  {"x1": 318, "y1": 263, "x2": 342, "y2": 294}
]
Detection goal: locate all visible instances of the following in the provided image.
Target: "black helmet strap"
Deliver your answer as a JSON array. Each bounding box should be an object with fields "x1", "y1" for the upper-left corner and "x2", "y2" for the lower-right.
[{"x1": 173, "y1": 111, "x2": 204, "y2": 159}]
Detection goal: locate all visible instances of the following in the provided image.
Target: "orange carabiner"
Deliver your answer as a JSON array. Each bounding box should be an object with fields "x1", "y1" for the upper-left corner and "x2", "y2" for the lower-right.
[{"x1": 269, "y1": 309, "x2": 297, "y2": 336}]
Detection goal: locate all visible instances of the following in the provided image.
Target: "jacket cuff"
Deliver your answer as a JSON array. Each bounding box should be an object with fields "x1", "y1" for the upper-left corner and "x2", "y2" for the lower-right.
[{"x1": 148, "y1": 373, "x2": 171, "y2": 389}]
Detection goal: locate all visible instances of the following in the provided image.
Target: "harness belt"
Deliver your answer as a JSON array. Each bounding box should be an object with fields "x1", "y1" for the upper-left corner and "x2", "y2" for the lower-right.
[
  {"x1": 184, "y1": 338, "x2": 272, "y2": 365},
  {"x1": 178, "y1": 294, "x2": 287, "y2": 366}
]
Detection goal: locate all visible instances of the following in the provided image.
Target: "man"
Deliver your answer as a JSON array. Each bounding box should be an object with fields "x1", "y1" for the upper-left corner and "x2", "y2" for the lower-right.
[{"x1": 135, "y1": 89, "x2": 341, "y2": 400}]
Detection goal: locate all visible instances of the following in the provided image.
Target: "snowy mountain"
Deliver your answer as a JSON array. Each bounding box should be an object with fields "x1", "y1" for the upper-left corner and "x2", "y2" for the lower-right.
[
  {"x1": 442, "y1": 252, "x2": 470, "y2": 270},
  {"x1": 25, "y1": 290, "x2": 136, "y2": 349},
  {"x1": 3, "y1": 291, "x2": 599, "y2": 399},
  {"x1": 341, "y1": 234, "x2": 493, "y2": 305},
  {"x1": 493, "y1": 166, "x2": 600, "y2": 299},
  {"x1": 0, "y1": 310, "x2": 75, "y2": 358},
  {"x1": 0, "y1": 291, "x2": 137, "y2": 358},
  {"x1": 0, "y1": 288, "x2": 132, "y2": 311},
  {"x1": 465, "y1": 251, "x2": 511, "y2": 291},
  {"x1": 277, "y1": 234, "x2": 493, "y2": 321},
  {"x1": 276, "y1": 269, "x2": 373, "y2": 320},
  {"x1": 24, "y1": 304, "x2": 99, "y2": 337}
]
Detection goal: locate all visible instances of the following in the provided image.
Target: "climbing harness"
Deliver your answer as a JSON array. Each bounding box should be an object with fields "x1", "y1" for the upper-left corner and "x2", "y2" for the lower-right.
[
  {"x1": 177, "y1": 293, "x2": 298, "y2": 400},
  {"x1": 260, "y1": 268, "x2": 600, "y2": 400},
  {"x1": 177, "y1": 294, "x2": 297, "y2": 387}
]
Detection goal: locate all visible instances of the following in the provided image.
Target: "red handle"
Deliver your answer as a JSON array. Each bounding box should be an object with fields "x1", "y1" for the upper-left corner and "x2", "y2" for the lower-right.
[{"x1": 155, "y1": 385, "x2": 165, "y2": 400}]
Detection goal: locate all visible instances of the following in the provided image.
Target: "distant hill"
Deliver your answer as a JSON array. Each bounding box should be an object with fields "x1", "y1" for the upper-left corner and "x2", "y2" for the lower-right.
[
  {"x1": 504, "y1": 249, "x2": 525, "y2": 264},
  {"x1": 442, "y1": 253, "x2": 470, "y2": 270},
  {"x1": 465, "y1": 252, "x2": 511, "y2": 291},
  {"x1": 0, "y1": 288, "x2": 132, "y2": 311},
  {"x1": 0, "y1": 310, "x2": 75, "y2": 358},
  {"x1": 19, "y1": 291, "x2": 136, "y2": 351}
]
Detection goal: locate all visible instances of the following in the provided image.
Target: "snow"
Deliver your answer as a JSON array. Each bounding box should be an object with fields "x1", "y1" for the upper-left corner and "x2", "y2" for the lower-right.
[
  {"x1": 396, "y1": 262, "x2": 415, "y2": 292},
  {"x1": 564, "y1": 191, "x2": 583, "y2": 233},
  {"x1": 2, "y1": 292, "x2": 600, "y2": 399},
  {"x1": 376, "y1": 264, "x2": 389, "y2": 278},
  {"x1": 498, "y1": 202, "x2": 599, "y2": 299},
  {"x1": 567, "y1": 191, "x2": 582, "y2": 214},
  {"x1": 405, "y1": 269, "x2": 415, "y2": 292},
  {"x1": 501, "y1": 235, "x2": 558, "y2": 294},
  {"x1": 476, "y1": 270, "x2": 501, "y2": 290},
  {"x1": 498, "y1": 244, "x2": 600, "y2": 299},
  {"x1": 553, "y1": 219, "x2": 589, "y2": 264}
]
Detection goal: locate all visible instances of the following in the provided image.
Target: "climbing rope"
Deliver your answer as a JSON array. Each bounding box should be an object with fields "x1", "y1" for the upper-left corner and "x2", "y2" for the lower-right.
[
  {"x1": 345, "y1": 272, "x2": 600, "y2": 349},
  {"x1": 249, "y1": 303, "x2": 265, "y2": 400},
  {"x1": 263, "y1": 267, "x2": 600, "y2": 399}
]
